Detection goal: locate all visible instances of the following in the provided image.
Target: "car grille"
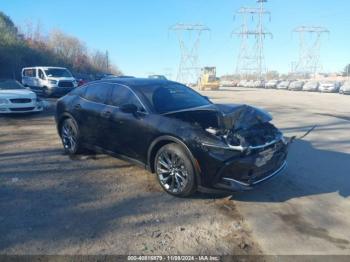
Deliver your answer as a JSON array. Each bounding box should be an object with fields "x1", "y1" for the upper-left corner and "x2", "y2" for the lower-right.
[
  {"x1": 9, "y1": 107, "x2": 35, "y2": 112},
  {"x1": 58, "y1": 81, "x2": 74, "y2": 88},
  {"x1": 10, "y1": 98, "x2": 32, "y2": 104},
  {"x1": 219, "y1": 142, "x2": 287, "y2": 185}
]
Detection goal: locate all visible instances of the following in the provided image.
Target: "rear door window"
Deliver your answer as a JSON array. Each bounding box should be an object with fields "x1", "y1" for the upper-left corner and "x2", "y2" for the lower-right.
[
  {"x1": 108, "y1": 85, "x2": 144, "y2": 110},
  {"x1": 24, "y1": 69, "x2": 36, "y2": 77},
  {"x1": 83, "y1": 83, "x2": 112, "y2": 104}
]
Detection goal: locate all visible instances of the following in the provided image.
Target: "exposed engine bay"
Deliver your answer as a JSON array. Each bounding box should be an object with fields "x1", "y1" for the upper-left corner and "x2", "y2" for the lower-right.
[
  {"x1": 208, "y1": 122, "x2": 282, "y2": 149},
  {"x1": 167, "y1": 104, "x2": 283, "y2": 151}
]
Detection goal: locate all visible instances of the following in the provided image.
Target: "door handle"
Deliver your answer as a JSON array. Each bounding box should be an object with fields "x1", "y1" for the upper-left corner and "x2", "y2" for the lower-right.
[{"x1": 101, "y1": 110, "x2": 112, "y2": 118}]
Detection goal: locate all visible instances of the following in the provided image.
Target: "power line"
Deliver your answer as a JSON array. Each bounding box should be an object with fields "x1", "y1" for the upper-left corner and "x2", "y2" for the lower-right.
[
  {"x1": 292, "y1": 26, "x2": 330, "y2": 76},
  {"x1": 233, "y1": 0, "x2": 272, "y2": 80},
  {"x1": 170, "y1": 23, "x2": 210, "y2": 85}
]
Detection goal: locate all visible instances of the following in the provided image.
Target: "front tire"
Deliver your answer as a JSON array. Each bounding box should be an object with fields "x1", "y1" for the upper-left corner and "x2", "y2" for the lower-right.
[
  {"x1": 60, "y1": 118, "x2": 82, "y2": 155},
  {"x1": 155, "y1": 143, "x2": 197, "y2": 197}
]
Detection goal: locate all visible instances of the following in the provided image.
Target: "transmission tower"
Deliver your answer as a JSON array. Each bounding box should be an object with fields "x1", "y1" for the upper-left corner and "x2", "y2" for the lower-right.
[
  {"x1": 293, "y1": 26, "x2": 329, "y2": 76},
  {"x1": 170, "y1": 23, "x2": 210, "y2": 85},
  {"x1": 233, "y1": 0, "x2": 272, "y2": 80}
]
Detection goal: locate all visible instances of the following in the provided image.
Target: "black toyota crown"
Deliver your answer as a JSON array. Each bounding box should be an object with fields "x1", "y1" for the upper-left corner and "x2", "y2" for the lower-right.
[{"x1": 55, "y1": 78, "x2": 289, "y2": 197}]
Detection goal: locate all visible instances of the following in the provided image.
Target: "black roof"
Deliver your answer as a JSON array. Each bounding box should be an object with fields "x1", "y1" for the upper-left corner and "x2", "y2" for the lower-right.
[{"x1": 101, "y1": 78, "x2": 174, "y2": 88}]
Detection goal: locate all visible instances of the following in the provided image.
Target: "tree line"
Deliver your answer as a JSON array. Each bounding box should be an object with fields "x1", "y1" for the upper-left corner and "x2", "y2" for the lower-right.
[{"x1": 0, "y1": 11, "x2": 121, "y2": 80}]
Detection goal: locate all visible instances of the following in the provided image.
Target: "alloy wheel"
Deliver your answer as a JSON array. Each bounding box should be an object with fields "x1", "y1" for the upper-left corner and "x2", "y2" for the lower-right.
[
  {"x1": 61, "y1": 121, "x2": 77, "y2": 152},
  {"x1": 156, "y1": 151, "x2": 189, "y2": 194}
]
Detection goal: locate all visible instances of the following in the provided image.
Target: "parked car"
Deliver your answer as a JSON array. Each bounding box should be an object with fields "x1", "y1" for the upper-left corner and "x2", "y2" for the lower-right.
[
  {"x1": 101, "y1": 75, "x2": 135, "y2": 80},
  {"x1": 288, "y1": 81, "x2": 305, "y2": 91},
  {"x1": 149, "y1": 75, "x2": 167, "y2": 80},
  {"x1": 77, "y1": 78, "x2": 89, "y2": 87},
  {"x1": 245, "y1": 80, "x2": 255, "y2": 88},
  {"x1": 265, "y1": 80, "x2": 280, "y2": 89},
  {"x1": 277, "y1": 81, "x2": 290, "y2": 90},
  {"x1": 0, "y1": 79, "x2": 43, "y2": 114},
  {"x1": 302, "y1": 81, "x2": 319, "y2": 92},
  {"x1": 254, "y1": 80, "x2": 266, "y2": 88},
  {"x1": 220, "y1": 80, "x2": 238, "y2": 87},
  {"x1": 56, "y1": 78, "x2": 289, "y2": 197},
  {"x1": 74, "y1": 74, "x2": 93, "y2": 87},
  {"x1": 339, "y1": 81, "x2": 350, "y2": 95},
  {"x1": 22, "y1": 67, "x2": 78, "y2": 97},
  {"x1": 96, "y1": 73, "x2": 115, "y2": 80},
  {"x1": 319, "y1": 81, "x2": 341, "y2": 93},
  {"x1": 238, "y1": 80, "x2": 247, "y2": 87}
]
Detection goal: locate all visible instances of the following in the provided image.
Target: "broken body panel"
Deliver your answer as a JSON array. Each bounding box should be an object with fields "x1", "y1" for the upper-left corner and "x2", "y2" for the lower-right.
[{"x1": 165, "y1": 103, "x2": 288, "y2": 191}]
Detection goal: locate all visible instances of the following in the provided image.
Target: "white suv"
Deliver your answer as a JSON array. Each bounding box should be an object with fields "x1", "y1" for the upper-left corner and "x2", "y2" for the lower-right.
[{"x1": 22, "y1": 67, "x2": 78, "y2": 97}]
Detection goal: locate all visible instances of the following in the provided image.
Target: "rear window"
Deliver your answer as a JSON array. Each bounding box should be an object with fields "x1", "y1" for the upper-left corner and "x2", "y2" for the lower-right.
[
  {"x1": 108, "y1": 85, "x2": 143, "y2": 109},
  {"x1": 23, "y1": 69, "x2": 36, "y2": 77}
]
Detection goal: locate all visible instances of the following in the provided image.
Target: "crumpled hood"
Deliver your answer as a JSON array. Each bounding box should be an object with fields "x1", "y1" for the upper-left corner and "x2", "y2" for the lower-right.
[
  {"x1": 166, "y1": 103, "x2": 272, "y2": 131},
  {"x1": 214, "y1": 104, "x2": 272, "y2": 130}
]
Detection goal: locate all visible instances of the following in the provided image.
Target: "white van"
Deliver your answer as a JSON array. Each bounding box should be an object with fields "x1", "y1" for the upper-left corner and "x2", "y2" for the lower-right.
[{"x1": 22, "y1": 67, "x2": 78, "y2": 97}]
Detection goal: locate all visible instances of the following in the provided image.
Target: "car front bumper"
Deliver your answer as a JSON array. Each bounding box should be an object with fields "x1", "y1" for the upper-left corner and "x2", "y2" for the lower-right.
[
  {"x1": 0, "y1": 103, "x2": 43, "y2": 114},
  {"x1": 192, "y1": 136, "x2": 289, "y2": 192},
  {"x1": 215, "y1": 161, "x2": 287, "y2": 191}
]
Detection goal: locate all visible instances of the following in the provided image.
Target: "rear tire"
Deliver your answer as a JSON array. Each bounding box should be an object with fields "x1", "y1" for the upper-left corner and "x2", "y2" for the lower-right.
[
  {"x1": 154, "y1": 143, "x2": 197, "y2": 197},
  {"x1": 60, "y1": 118, "x2": 82, "y2": 155}
]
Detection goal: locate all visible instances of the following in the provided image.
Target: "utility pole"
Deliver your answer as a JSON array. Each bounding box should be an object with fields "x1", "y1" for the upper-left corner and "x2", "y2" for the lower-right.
[
  {"x1": 293, "y1": 26, "x2": 329, "y2": 77},
  {"x1": 233, "y1": 0, "x2": 272, "y2": 80},
  {"x1": 105, "y1": 50, "x2": 109, "y2": 73},
  {"x1": 170, "y1": 23, "x2": 210, "y2": 85}
]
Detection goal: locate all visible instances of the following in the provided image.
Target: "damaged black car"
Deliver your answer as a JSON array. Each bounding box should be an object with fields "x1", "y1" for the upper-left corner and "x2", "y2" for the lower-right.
[{"x1": 55, "y1": 78, "x2": 289, "y2": 197}]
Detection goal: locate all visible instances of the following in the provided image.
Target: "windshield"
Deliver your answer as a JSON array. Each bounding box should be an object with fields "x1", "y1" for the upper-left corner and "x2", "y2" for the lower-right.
[
  {"x1": 0, "y1": 80, "x2": 25, "y2": 90},
  {"x1": 44, "y1": 68, "x2": 72, "y2": 78},
  {"x1": 137, "y1": 83, "x2": 211, "y2": 114}
]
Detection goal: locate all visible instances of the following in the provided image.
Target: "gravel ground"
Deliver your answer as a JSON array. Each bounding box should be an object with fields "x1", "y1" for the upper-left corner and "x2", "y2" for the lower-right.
[
  {"x1": 0, "y1": 100, "x2": 260, "y2": 255},
  {"x1": 208, "y1": 87, "x2": 350, "y2": 255},
  {"x1": 2, "y1": 87, "x2": 349, "y2": 256}
]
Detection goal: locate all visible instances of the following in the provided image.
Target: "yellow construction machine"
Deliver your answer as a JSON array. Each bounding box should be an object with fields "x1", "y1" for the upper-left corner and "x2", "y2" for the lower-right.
[{"x1": 197, "y1": 67, "x2": 220, "y2": 91}]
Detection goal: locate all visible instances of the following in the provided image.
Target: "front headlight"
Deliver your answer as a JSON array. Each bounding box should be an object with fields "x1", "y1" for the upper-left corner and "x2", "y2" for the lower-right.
[
  {"x1": 0, "y1": 98, "x2": 9, "y2": 105},
  {"x1": 49, "y1": 80, "x2": 58, "y2": 85}
]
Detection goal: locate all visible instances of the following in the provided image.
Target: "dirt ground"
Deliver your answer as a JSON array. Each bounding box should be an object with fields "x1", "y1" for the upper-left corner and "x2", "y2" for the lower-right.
[
  {"x1": 0, "y1": 100, "x2": 260, "y2": 255},
  {"x1": 1, "y1": 87, "x2": 350, "y2": 256},
  {"x1": 208, "y1": 87, "x2": 350, "y2": 255}
]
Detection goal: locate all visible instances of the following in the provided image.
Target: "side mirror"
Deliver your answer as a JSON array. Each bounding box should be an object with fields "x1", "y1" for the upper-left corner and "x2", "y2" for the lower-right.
[{"x1": 120, "y1": 104, "x2": 138, "y2": 114}]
